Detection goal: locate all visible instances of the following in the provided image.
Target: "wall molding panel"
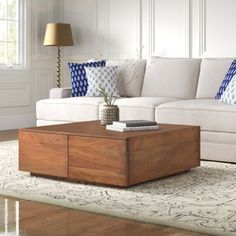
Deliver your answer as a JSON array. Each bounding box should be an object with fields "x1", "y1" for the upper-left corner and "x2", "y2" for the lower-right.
[
  {"x1": 105, "y1": 0, "x2": 142, "y2": 59},
  {"x1": 185, "y1": 0, "x2": 191, "y2": 57},
  {"x1": 152, "y1": 0, "x2": 191, "y2": 57},
  {"x1": 34, "y1": 0, "x2": 56, "y2": 61},
  {"x1": 0, "y1": 84, "x2": 30, "y2": 108},
  {"x1": 0, "y1": 114, "x2": 36, "y2": 130},
  {"x1": 198, "y1": 0, "x2": 236, "y2": 57},
  {"x1": 199, "y1": 0, "x2": 206, "y2": 57},
  {"x1": 62, "y1": 0, "x2": 99, "y2": 60},
  {"x1": 148, "y1": 0, "x2": 156, "y2": 56}
]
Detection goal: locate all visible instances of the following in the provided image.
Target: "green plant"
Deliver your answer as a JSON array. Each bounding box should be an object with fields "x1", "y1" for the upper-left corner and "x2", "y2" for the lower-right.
[{"x1": 99, "y1": 85, "x2": 117, "y2": 106}]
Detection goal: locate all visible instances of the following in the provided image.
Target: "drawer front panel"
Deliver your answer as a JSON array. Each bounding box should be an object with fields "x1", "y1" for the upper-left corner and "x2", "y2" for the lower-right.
[
  {"x1": 19, "y1": 131, "x2": 68, "y2": 177},
  {"x1": 69, "y1": 136, "x2": 127, "y2": 186}
]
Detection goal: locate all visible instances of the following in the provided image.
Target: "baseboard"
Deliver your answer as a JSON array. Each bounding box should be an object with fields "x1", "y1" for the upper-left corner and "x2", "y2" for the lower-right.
[{"x1": 0, "y1": 114, "x2": 36, "y2": 130}]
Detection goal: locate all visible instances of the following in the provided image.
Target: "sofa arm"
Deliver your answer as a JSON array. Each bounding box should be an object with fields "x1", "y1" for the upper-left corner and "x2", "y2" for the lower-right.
[{"x1": 49, "y1": 87, "x2": 72, "y2": 99}]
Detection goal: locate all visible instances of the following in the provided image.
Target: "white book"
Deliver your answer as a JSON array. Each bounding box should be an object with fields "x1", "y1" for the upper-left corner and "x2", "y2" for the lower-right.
[{"x1": 106, "y1": 125, "x2": 159, "y2": 132}]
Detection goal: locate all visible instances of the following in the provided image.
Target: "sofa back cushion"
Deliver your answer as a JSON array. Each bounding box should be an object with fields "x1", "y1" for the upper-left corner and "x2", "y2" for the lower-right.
[
  {"x1": 196, "y1": 58, "x2": 234, "y2": 98},
  {"x1": 141, "y1": 57, "x2": 201, "y2": 99},
  {"x1": 106, "y1": 59, "x2": 146, "y2": 97}
]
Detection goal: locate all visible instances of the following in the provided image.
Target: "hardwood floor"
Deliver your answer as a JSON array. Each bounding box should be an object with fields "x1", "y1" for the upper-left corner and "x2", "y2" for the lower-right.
[
  {"x1": 0, "y1": 129, "x2": 18, "y2": 141},
  {"x1": 0, "y1": 129, "x2": 208, "y2": 236}
]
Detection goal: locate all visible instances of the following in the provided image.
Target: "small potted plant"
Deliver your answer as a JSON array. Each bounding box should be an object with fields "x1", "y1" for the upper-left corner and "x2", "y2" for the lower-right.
[{"x1": 99, "y1": 85, "x2": 119, "y2": 126}]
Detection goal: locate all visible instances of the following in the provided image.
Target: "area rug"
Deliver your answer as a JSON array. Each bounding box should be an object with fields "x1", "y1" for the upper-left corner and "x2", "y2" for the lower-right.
[{"x1": 0, "y1": 140, "x2": 236, "y2": 235}]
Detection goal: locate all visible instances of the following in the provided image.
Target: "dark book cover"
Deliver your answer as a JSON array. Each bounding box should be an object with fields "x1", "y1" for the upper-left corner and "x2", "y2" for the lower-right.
[{"x1": 113, "y1": 120, "x2": 157, "y2": 127}]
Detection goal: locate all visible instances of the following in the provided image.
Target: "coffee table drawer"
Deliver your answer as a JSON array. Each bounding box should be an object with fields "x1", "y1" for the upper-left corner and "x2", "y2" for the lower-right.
[
  {"x1": 19, "y1": 131, "x2": 68, "y2": 177},
  {"x1": 69, "y1": 136, "x2": 127, "y2": 186}
]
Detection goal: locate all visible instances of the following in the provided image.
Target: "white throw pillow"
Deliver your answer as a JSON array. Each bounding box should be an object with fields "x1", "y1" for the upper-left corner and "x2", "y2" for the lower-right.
[
  {"x1": 85, "y1": 66, "x2": 119, "y2": 97},
  {"x1": 220, "y1": 74, "x2": 236, "y2": 105}
]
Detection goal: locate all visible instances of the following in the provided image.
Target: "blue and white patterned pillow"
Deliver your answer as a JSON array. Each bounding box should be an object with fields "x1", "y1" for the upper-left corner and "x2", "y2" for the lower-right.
[
  {"x1": 220, "y1": 74, "x2": 236, "y2": 105},
  {"x1": 85, "y1": 66, "x2": 119, "y2": 97},
  {"x1": 215, "y1": 59, "x2": 236, "y2": 99},
  {"x1": 68, "y1": 60, "x2": 106, "y2": 97}
]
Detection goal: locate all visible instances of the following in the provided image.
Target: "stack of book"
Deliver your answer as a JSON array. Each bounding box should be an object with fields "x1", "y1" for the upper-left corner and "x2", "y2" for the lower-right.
[{"x1": 106, "y1": 120, "x2": 159, "y2": 132}]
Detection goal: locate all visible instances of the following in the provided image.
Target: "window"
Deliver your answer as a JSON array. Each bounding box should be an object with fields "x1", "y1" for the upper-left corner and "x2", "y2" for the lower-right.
[{"x1": 0, "y1": 0, "x2": 25, "y2": 68}]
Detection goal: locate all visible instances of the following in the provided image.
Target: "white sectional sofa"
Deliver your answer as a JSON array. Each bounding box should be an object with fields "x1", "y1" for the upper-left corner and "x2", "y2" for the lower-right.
[{"x1": 36, "y1": 57, "x2": 236, "y2": 163}]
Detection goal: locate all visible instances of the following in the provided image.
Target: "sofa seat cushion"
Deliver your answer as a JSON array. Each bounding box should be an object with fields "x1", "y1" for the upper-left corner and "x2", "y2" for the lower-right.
[
  {"x1": 37, "y1": 97, "x2": 105, "y2": 122},
  {"x1": 113, "y1": 97, "x2": 179, "y2": 120},
  {"x1": 156, "y1": 99, "x2": 236, "y2": 133}
]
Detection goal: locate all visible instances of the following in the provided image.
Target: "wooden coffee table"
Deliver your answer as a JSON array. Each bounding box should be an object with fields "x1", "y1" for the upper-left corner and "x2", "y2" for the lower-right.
[{"x1": 19, "y1": 121, "x2": 200, "y2": 187}]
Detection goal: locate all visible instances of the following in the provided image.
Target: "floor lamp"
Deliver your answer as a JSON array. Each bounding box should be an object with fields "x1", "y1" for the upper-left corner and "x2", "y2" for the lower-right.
[{"x1": 44, "y1": 23, "x2": 74, "y2": 88}]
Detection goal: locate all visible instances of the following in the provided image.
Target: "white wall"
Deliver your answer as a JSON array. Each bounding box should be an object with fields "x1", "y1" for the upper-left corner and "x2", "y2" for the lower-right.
[
  {"x1": 1, "y1": 0, "x2": 236, "y2": 130},
  {"x1": 0, "y1": 0, "x2": 58, "y2": 130},
  {"x1": 61, "y1": 0, "x2": 236, "y2": 61}
]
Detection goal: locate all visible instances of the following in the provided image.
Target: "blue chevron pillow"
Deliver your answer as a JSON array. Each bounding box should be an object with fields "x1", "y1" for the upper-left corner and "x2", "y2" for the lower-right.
[
  {"x1": 220, "y1": 74, "x2": 236, "y2": 105},
  {"x1": 215, "y1": 59, "x2": 236, "y2": 99},
  {"x1": 68, "y1": 60, "x2": 106, "y2": 97}
]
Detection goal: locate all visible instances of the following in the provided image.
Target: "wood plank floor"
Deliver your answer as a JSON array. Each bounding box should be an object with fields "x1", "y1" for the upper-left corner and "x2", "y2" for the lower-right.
[{"x1": 0, "y1": 129, "x2": 208, "y2": 236}]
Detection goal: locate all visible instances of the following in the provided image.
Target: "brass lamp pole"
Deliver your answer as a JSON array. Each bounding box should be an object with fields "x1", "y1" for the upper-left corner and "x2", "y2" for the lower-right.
[
  {"x1": 56, "y1": 47, "x2": 61, "y2": 88},
  {"x1": 43, "y1": 23, "x2": 74, "y2": 88}
]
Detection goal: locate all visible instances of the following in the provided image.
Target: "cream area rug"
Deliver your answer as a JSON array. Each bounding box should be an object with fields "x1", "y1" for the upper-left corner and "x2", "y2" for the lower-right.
[{"x1": 0, "y1": 140, "x2": 236, "y2": 236}]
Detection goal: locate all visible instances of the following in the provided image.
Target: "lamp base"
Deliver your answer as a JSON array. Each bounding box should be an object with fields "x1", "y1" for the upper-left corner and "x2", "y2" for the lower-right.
[{"x1": 56, "y1": 47, "x2": 61, "y2": 88}]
